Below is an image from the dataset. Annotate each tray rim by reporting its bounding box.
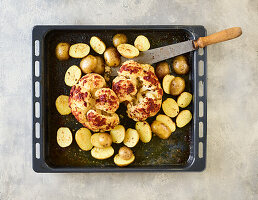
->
[32,25,207,173]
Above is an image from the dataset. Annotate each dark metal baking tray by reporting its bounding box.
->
[32,25,207,172]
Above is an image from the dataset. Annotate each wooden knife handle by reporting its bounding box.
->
[193,27,242,49]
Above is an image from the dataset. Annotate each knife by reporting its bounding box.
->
[111,27,242,76]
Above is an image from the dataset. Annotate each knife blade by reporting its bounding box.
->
[111,40,195,76]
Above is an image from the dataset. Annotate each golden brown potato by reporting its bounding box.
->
[69,43,90,58]
[55,95,71,115]
[170,77,185,96]
[113,34,128,48]
[93,56,105,74]
[151,120,172,139]
[104,47,121,67]
[114,154,135,167]
[118,146,133,160]
[162,74,175,94]
[155,62,170,79]
[75,128,93,151]
[123,128,139,147]
[177,92,192,108]
[162,98,179,118]
[134,35,150,51]
[173,55,189,75]
[56,42,70,61]
[57,127,73,147]
[98,133,112,148]
[91,146,114,160]
[80,55,97,74]
[176,110,192,128]
[156,114,176,133]
[110,125,125,143]
[117,44,139,58]
[135,121,152,143]
[90,36,106,54]
[64,65,82,87]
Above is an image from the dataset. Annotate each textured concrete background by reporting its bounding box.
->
[0,0,257,199]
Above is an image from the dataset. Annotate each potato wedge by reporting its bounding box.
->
[75,128,93,151]
[55,95,71,115]
[162,98,179,118]
[177,92,192,108]
[156,114,176,133]
[134,35,150,51]
[135,121,152,143]
[114,154,135,167]
[176,110,192,128]
[110,125,125,143]
[57,127,73,147]
[117,44,139,58]
[123,128,139,147]
[69,43,90,58]
[162,74,175,94]
[90,36,106,54]
[64,65,82,87]
[151,120,172,139]
[91,146,114,160]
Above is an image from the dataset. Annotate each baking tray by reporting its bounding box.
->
[32,25,207,172]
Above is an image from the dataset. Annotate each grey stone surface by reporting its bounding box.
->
[0,0,257,199]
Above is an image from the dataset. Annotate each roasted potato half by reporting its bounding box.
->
[177,92,192,108]
[69,43,90,58]
[110,125,125,143]
[93,56,105,74]
[64,65,82,87]
[156,114,176,133]
[151,121,172,139]
[155,62,170,79]
[176,110,192,128]
[134,35,150,51]
[135,121,152,143]
[113,33,127,47]
[123,128,139,148]
[56,42,70,61]
[90,36,106,54]
[170,77,185,96]
[173,55,189,75]
[57,127,73,147]
[162,74,175,94]
[162,98,179,118]
[117,44,139,58]
[80,55,97,74]
[75,128,93,151]
[91,146,114,160]
[114,154,135,167]
[104,47,121,67]
[55,95,71,115]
